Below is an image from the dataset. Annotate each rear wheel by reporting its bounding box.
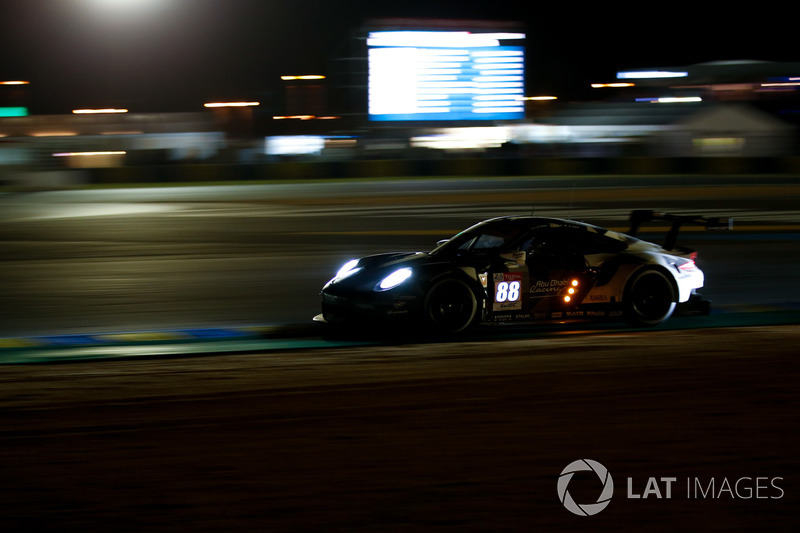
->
[624,269,677,327]
[423,278,479,334]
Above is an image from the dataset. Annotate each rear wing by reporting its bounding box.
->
[628,210,733,250]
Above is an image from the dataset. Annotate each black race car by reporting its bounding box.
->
[314,211,728,334]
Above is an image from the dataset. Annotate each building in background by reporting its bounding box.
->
[1,37,799,179]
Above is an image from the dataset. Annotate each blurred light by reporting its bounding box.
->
[658,97,701,103]
[280,75,326,81]
[510,123,669,145]
[272,115,315,120]
[761,82,800,87]
[265,135,325,156]
[204,102,259,108]
[73,108,128,114]
[411,126,511,150]
[87,0,163,14]
[325,137,357,149]
[617,70,688,79]
[693,137,744,153]
[473,56,524,64]
[591,83,635,88]
[90,0,158,7]
[482,33,526,40]
[0,107,28,117]
[31,131,78,137]
[101,130,144,135]
[522,96,557,101]
[473,76,524,83]
[367,31,507,48]
[636,97,702,103]
[473,107,523,113]
[473,50,524,58]
[53,151,127,157]
[272,115,339,120]
[0,80,29,86]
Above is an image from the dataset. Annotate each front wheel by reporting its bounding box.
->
[423,278,479,334]
[623,269,677,327]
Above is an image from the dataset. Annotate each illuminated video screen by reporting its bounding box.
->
[367,29,526,122]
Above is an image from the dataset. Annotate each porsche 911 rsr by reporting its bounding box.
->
[314,211,729,334]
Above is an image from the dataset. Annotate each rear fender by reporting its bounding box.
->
[584,259,666,304]
[624,264,679,303]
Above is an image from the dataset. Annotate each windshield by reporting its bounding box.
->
[431,219,529,257]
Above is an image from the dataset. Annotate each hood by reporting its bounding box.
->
[354,251,430,270]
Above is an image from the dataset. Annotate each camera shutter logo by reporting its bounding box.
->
[558,459,614,516]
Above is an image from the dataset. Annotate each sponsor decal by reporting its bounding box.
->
[493,272,523,311]
[530,279,569,298]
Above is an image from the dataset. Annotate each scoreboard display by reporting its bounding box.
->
[367,28,526,122]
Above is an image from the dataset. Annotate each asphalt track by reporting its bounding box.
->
[2,174,800,340]
[1,176,799,531]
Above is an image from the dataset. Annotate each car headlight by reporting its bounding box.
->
[378,268,412,290]
[333,259,361,282]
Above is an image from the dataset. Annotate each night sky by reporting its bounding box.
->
[0,0,796,114]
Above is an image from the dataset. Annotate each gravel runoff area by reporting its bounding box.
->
[0,325,798,532]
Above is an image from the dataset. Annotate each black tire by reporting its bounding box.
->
[423,277,479,334]
[623,268,677,327]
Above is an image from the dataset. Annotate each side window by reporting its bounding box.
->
[457,236,477,252]
[472,233,507,250]
[524,228,587,272]
[519,232,541,256]
[457,223,528,254]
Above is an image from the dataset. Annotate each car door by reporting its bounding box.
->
[521,228,589,314]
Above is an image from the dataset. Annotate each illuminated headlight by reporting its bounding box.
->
[333,259,361,281]
[378,268,412,290]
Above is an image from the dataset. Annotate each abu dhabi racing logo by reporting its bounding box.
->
[558,459,614,516]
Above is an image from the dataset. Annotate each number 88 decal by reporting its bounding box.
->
[495,281,521,303]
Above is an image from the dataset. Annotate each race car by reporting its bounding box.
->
[314,210,730,334]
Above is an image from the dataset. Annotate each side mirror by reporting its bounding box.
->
[436,239,449,247]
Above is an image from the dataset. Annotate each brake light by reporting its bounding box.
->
[677,259,697,272]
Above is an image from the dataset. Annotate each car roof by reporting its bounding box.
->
[483,215,636,244]
[484,215,601,230]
